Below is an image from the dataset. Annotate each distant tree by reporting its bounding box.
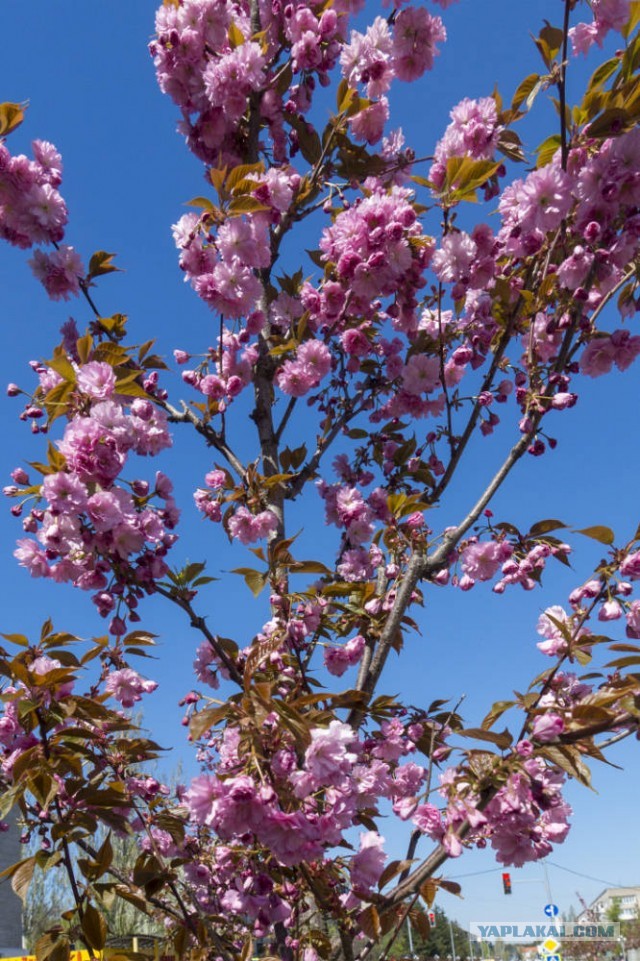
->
[23,841,70,952]
[607,898,622,923]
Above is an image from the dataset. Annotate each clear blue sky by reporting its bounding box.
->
[0,0,638,931]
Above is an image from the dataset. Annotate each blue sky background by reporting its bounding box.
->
[1,0,639,932]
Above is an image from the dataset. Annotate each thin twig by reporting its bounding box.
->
[154,584,244,687]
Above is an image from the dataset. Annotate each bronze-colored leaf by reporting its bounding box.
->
[358,905,381,939]
[81,902,107,951]
[575,525,615,546]
[0,101,26,136]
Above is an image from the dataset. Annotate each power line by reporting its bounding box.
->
[450,861,632,888]
[449,867,506,879]
[546,861,633,890]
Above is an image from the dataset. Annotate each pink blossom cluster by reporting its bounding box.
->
[173,210,268,321]
[150,0,344,168]
[562,544,640,637]
[0,138,85,301]
[314,184,431,335]
[29,245,84,302]
[9,357,177,634]
[193,467,278,545]
[323,633,366,676]
[414,754,571,867]
[184,715,429,899]
[276,338,332,398]
[104,667,158,708]
[580,329,640,376]
[0,139,66,248]
[340,9,446,144]
[181,842,296,937]
[569,0,631,55]
[451,534,574,595]
[429,96,502,189]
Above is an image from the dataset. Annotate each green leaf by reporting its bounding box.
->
[481,700,516,730]
[377,859,416,890]
[289,560,332,575]
[36,933,70,961]
[542,744,593,788]
[575,525,615,546]
[533,22,564,69]
[76,333,94,365]
[1,632,29,647]
[438,879,463,896]
[443,157,503,199]
[228,196,271,215]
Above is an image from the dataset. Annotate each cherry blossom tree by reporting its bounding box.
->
[1,1,640,960]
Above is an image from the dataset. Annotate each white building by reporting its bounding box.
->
[578,886,640,923]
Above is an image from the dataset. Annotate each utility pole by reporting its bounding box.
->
[542,861,554,906]
[448,919,458,961]
[406,916,414,958]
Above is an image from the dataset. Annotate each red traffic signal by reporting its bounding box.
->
[502,872,512,895]
[428,912,436,925]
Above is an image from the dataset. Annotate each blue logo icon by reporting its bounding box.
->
[544,904,560,918]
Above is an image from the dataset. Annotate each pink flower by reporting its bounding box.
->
[580,337,617,377]
[459,540,504,582]
[413,803,444,839]
[76,361,116,399]
[402,355,440,394]
[304,720,358,783]
[42,472,88,514]
[14,539,50,577]
[625,601,640,638]
[29,245,83,301]
[324,646,351,676]
[350,831,386,891]
[105,668,158,708]
[531,713,564,743]
[536,606,572,657]
[228,506,278,544]
[620,550,640,579]
[392,7,446,81]
[184,774,220,824]
[569,21,600,56]
[350,98,389,145]
[58,416,125,485]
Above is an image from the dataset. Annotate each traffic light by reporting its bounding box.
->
[428,912,436,925]
[502,872,512,895]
